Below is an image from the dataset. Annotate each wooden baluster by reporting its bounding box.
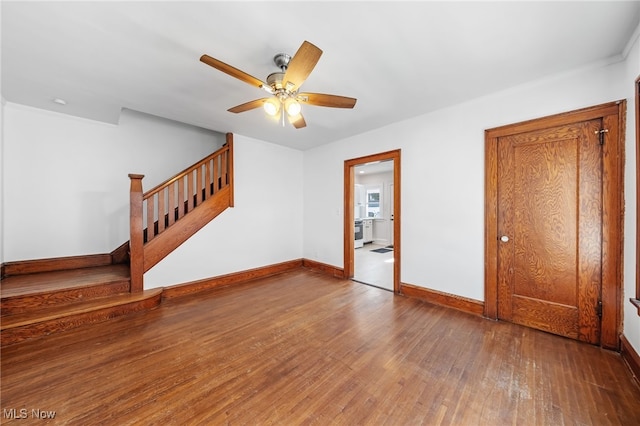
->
[158,187,166,234]
[213,153,219,193]
[168,182,176,227]
[196,165,203,206]
[205,159,211,199]
[187,170,195,213]
[221,150,228,188]
[227,133,234,207]
[184,175,190,214]
[177,176,185,220]
[146,193,155,242]
[128,174,144,293]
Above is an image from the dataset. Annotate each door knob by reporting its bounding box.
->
[500,235,509,243]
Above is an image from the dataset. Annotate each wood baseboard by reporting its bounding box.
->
[400,282,484,316]
[302,259,345,278]
[162,259,303,299]
[110,241,130,264]
[620,334,640,386]
[164,258,346,300]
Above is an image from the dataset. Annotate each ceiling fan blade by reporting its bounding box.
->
[289,113,307,129]
[282,41,322,91]
[200,54,271,92]
[298,93,357,109]
[228,98,269,113]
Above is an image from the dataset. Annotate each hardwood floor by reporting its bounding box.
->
[1,269,639,425]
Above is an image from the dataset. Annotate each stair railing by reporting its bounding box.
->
[129,134,234,292]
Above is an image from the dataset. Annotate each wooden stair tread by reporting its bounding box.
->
[1,264,130,298]
[1,288,163,330]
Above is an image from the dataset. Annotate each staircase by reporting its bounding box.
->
[1,257,163,346]
[1,135,234,346]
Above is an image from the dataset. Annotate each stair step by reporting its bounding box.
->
[2,253,113,277]
[1,288,163,346]
[1,263,162,346]
[1,264,131,316]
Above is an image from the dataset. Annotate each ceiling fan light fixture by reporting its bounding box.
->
[201,40,356,129]
[284,98,301,116]
[263,98,280,116]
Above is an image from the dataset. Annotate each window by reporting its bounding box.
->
[365,187,381,218]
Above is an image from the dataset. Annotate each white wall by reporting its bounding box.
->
[144,134,303,289]
[304,57,629,304]
[1,97,5,264]
[1,104,224,261]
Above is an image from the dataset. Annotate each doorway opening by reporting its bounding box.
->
[344,150,401,293]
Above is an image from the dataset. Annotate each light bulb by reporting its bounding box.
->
[284,98,301,116]
[263,98,280,116]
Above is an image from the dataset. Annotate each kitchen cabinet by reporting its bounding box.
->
[363,219,373,243]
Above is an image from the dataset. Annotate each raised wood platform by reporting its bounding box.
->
[1,264,162,346]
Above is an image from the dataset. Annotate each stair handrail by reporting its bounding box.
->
[143,143,229,199]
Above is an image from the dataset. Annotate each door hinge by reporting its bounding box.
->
[596,300,603,318]
[595,129,608,145]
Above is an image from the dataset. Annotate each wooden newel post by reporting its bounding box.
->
[128,174,145,293]
[226,133,234,207]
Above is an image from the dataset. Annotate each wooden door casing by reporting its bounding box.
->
[497,119,602,343]
[344,150,401,293]
[485,101,625,350]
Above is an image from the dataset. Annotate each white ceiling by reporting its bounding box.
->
[2,1,639,151]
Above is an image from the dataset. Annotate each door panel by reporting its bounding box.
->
[514,138,578,306]
[497,119,602,343]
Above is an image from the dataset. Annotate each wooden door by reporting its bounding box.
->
[497,119,602,343]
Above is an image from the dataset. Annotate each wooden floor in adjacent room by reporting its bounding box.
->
[2,269,639,425]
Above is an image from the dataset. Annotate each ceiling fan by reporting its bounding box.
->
[200,41,357,129]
